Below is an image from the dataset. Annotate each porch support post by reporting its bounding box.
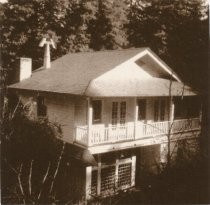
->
[168,97,175,132]
[131,155,136,187]
[169,99,175,123]
[134,97,139,139]
[115,157,119,191]
[87,98,93,146]
[85,166,92,201]
[97,155,101,196]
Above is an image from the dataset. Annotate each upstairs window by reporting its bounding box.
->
[112,101,127,125]
[112,102,118,125]
[160,99,165,121]
[92,100,102,124]
[138,99,146,121]
[154,100,159,122]
[120,102,126,124]
[37,96,47,117]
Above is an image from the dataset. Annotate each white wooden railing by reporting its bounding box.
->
[75,118,201,146]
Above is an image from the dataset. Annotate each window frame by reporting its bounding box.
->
[37,96,47,117]
[92,100,102,124]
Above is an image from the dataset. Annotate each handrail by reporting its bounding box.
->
[75,118,201,146]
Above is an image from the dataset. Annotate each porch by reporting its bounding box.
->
[75,118,201,147]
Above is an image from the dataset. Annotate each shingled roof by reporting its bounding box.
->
[9,48,197,97]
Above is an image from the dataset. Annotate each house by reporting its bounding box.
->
[8,47,201,202]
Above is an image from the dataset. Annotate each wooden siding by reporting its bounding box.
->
[74,98,87,127]
[19,93,75,143]
[45,96,75,142]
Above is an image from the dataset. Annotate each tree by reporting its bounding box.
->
[127,0,208,90]
[88,0,129,50]
[1,97,67,204]
[1,0,69,84]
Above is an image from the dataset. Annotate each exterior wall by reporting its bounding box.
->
[19,92,76,143]
[74,97,87,127]
[136,145,161,182]
[45,95,75,143]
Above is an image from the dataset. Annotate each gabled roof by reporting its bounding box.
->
[8,48,197,97]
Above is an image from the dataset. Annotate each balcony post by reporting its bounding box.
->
[97,155,101,196]
[85,166,92,200]
[134,97,139,139]
[87,98,93,146]
[131,155,136,187]
[169,99,175,132]
[169,100,175,123]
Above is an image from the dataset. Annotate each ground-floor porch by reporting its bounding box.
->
[82,136,200,201]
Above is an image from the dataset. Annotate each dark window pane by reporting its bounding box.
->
[37,96,47,116]
[120,101,126,124]
[160,99,165,121]
[92,100,102,124]
[154,100,159,121]
[138,100,146,120]
[112,102,118,125]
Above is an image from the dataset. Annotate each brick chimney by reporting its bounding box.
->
[14,58,32,82]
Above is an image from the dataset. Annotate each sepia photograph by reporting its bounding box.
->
[0,0,209,204]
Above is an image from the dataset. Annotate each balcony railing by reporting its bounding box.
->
[75,118,201,146]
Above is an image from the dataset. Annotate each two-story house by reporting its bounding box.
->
[8,47,201,201]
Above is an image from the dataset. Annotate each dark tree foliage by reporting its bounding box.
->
[127,0,208,91]
[1,0,208,91]
[88,0,128,50]
[1,98,67,204]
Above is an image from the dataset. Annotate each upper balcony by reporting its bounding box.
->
[74,118,201,154]
[73,96,201,154]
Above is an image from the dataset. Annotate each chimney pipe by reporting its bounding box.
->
[39,38,55,69]
[44,42,51,69]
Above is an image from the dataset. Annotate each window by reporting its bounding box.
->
[112,102,118,125]
[37,96,47,116]
[138,99,146,121]
[120,102,126,124]
[154,99,165,121]
[91,157,134,197]
[160,99,165,121]
[92,100,102,124]
[154,100,159,121]
[112,101,126,125]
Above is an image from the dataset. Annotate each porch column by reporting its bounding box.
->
[131,155,136,187]
[168,98,175,131]
[115,158,119,190]
[85,166,92,200]
[169,100,175,123]
[87,98,93,146]
[97,155,101,196]
[134,97,139,139]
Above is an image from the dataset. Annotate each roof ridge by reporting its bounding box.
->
[51,47,148,62]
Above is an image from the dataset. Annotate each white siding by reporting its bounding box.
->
[19,93,75,143]
[46,96,75,143]
[74,98,87,127]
